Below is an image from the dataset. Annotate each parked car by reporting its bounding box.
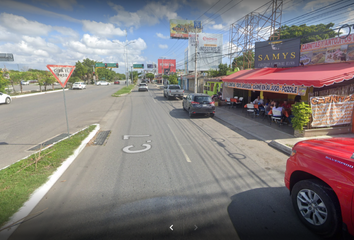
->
[182,93,215,118]
[72,82,86,90]
[28,80,38,84]
[164,85,184,100]
[285,138,354,238]
[96,81,109,86]
[21,80,29,85]
[138,83,148,91]
[0,92,12,104]
[114,81,120,84]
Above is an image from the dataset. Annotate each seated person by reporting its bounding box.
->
[281,100,291,119]
[272,102,287,123]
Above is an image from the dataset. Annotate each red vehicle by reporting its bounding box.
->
[114,81,120,84]
[285,138,354,238]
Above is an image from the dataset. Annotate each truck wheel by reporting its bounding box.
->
[188,109,193,118]
[291,179,341,238]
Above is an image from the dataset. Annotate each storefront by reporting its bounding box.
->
[203,77,224,96]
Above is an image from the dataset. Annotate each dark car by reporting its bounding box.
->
[114,81,120,84]
[182,93,215,118]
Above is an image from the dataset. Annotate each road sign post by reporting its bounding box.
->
[47,65,76,137]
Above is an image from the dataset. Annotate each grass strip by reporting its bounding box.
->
[111,84,135,97]
[0,125,96,227]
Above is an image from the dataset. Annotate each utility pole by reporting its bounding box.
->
[131,66,133,83]
[194,27,198,93]
[125,30,128,86]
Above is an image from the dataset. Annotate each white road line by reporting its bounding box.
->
[168,124,191,163]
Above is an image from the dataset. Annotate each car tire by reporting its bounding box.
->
[188,109,193,118]
[183,103,185,111]
[5,97,11,104]
[210,113,215,118]
[291,179,341,238]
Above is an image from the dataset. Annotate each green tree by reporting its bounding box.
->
[291,102,312,131]
[0,69,9,93]
[168,74,178,84]
[10,71,21,93]
[43,72,56,91]
[73,61,88,81]
[146,73,154,81]
[274,23,337,44]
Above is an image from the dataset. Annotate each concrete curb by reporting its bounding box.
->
[11,89,68,99]
[0,124,100,240]
[268,140,292,156]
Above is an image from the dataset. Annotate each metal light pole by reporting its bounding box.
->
[125,41,135,86]
[194,27,198,93]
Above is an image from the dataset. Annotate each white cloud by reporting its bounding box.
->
[159,44,168,49]
[0,13,51,36]
[108,1,179,28]
[156,33,169,39]
[53,26,80,38]
[34,0,78,11]
[211,24,224,30]
[82,20,126,37]
[303,0,337,11]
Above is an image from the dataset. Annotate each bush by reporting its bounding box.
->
[291,102,312,131]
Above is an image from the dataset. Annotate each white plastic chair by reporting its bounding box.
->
[246,103,255,117]
[271,109,282,125]
[226,98,231,108]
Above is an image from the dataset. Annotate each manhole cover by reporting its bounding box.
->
[94,131,111,145]
[28,133,70,151]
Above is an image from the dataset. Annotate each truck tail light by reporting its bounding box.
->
[291,149,297,156]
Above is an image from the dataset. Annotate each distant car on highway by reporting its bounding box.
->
[21,80,29,85]
[183,93,215,118]
[0,92,12,104]
[114,81,120,84]
[138,83,148,91]
[96,81,109,86]
[72,82,86,90]
[285,138,354,238]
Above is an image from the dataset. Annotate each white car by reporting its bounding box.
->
[72,82,86,90]
[21,80,29,85]
[96,81,110,86]
[138,83,148,91]
[0,92,12,104]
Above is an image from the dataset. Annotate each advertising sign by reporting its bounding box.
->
[255,38,301,68]
[310,94,354,127]
[224,82,307,96]
[158,59,176,74]
[170,19,202,39]
[133,64,144,69]
[188,33,222,71]
[147,64,156,68]
[300,34,354,65]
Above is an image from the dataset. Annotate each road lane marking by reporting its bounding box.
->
[123,135,150,140]
[168,124,191,163]
[123,144,151,153]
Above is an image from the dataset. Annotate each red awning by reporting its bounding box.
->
[222,68,285,82]
[224,62,354,88]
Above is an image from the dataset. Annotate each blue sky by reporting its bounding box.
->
[0,0,352,74]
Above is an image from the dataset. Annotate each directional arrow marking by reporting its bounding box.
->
[170,225,173,231]
[123,144,151,154]
[194,225,198,231]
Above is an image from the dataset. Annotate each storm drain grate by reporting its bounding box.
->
[94,131,111,145]
[28,133,70,151]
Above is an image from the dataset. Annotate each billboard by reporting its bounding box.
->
[254,38,301,68]
[300,33,354,65]
[170,19,202,39]
[158,59,176,74]
[147,64,156,68]
[188,33,222,71]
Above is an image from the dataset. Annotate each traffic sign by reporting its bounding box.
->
[95,63,105,68]
[133,64,144,69]
[47,65,75,88]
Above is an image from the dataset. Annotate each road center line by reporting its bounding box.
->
[168,124,191,163]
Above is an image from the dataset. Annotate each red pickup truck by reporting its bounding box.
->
[285,138,354,238]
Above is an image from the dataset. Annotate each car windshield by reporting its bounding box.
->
[139,84,147,86]
[194,96,212,103]
[169,86,180,89]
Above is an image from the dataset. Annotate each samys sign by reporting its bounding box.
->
[255,38,301,68]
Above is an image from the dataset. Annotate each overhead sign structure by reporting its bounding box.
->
[95,63,119,68]
[133,64,144,69]
[170,19,202,39]
[147,64,156,68]
[47,65,75,88]
[254,38,301,68]
[0,53,14,61]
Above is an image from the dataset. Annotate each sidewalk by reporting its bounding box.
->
[156,84,354,156]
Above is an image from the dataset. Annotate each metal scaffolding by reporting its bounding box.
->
[229,0,283,70]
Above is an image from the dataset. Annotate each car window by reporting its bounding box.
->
[194,96,212,103]
[169,86,180,89]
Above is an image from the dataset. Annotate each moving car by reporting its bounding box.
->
[96,81,109,86]
[21,80,29,85]
[164,85,184,100]
[182,93,215,118]
[138,83,148,91]
[72,82,86,90]
[0,92,12,104]
[285,138,354,238]
[114,81,120,84]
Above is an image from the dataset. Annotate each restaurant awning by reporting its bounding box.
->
[222,62,354,88]
[222,68,284,82]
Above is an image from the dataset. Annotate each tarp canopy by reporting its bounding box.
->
[222,62,354,88]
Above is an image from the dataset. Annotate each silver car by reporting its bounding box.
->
[182,93,215,118]
[96,81,110,86]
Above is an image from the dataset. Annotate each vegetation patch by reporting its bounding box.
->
[111,84,135,97]
[0,125,96,228]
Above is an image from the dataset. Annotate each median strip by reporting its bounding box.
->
[111,84,135,97]
[0,124,98,233]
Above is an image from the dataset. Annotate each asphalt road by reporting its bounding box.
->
[0,83,125,169]
[7,84,325,239]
